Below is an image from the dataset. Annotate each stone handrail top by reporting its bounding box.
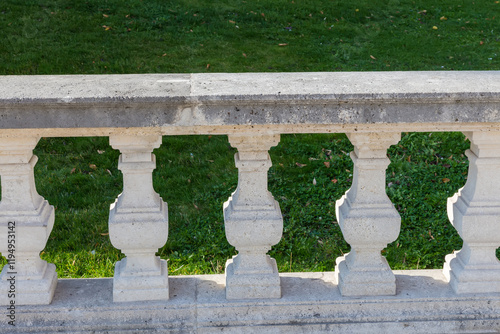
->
[1,71,499,136]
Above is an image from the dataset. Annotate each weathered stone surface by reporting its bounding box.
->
[0,72,500,136]
[335,133,401,296]
[224,134,282,299]
[1,71,500,330]
[443,131,500,294]
[0,137,57,305]
[108,135,169,302]
[2,271,500,333]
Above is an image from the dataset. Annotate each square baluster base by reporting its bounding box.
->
[225,257,281,300]
[335,255,396,296]
[113,258,169,302]
[443,252,500,294]
[0,262,57,305]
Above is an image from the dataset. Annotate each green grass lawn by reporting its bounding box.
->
[0,0,499,277]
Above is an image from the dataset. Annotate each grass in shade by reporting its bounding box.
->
[0,0,498,277]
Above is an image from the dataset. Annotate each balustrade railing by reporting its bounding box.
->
[0,71,499,332]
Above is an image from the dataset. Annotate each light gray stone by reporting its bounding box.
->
[108,135,169,302]
[224,134,283,299]
[0,137,57,305]
[2,71,500,330]
[1,72,500,136]
[443,131,500,294]
[335,133,401,296]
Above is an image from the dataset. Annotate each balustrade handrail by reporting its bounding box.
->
[1,71,500,137]
[1,71,500,332]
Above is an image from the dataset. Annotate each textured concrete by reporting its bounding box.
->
[335,133,401,296]
[2,71,500,330]
[1,72,500,137]
[0,137,57,305]
[2,271,500,333]
[443,131,500,294]
[224,134,283,299]
[108,135,169,302]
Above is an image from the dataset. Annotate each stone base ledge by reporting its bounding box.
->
[2,270,500,333]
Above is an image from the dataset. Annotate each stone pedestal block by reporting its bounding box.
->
[335,133,401,296]
[443,131,500,294]
[224,134,283,299]
[109,135,169,302]
[0,137,57,305]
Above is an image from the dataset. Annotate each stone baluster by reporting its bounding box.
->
[443,131,500,294]
[0,137,57,305]
[335,132,401,296]
[224,134,283,299]
[108,135,169,302]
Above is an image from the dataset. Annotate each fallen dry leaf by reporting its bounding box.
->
[97,149,105,154]
[70,167,76,174]
[370,55,376,60]
[278,43,288,46]
[89,164,97,170]
[324,161,330,168]
[332,178,338,183]
[295,162,307,168]
[103,14,109,18]
[442,178,450,183]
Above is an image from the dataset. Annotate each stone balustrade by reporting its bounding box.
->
[0,72,500,332]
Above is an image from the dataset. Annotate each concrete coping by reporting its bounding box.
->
[0,71,499,136]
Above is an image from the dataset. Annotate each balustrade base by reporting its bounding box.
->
[444,252,500,294]
[335,255,396,296]
[0,263,57,306]
[113,259,169,302]
[3,270,500,333]
[225,256,281,300]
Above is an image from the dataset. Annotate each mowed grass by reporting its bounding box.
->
[1,0,499,73]
[0,0,499,277]
[31,133,470,277]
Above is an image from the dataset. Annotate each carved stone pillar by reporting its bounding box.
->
[109,135,169,302]
[335,132,401,296]
[0,137,57,305]
[443,131,500,294]
[224,134,283,300]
